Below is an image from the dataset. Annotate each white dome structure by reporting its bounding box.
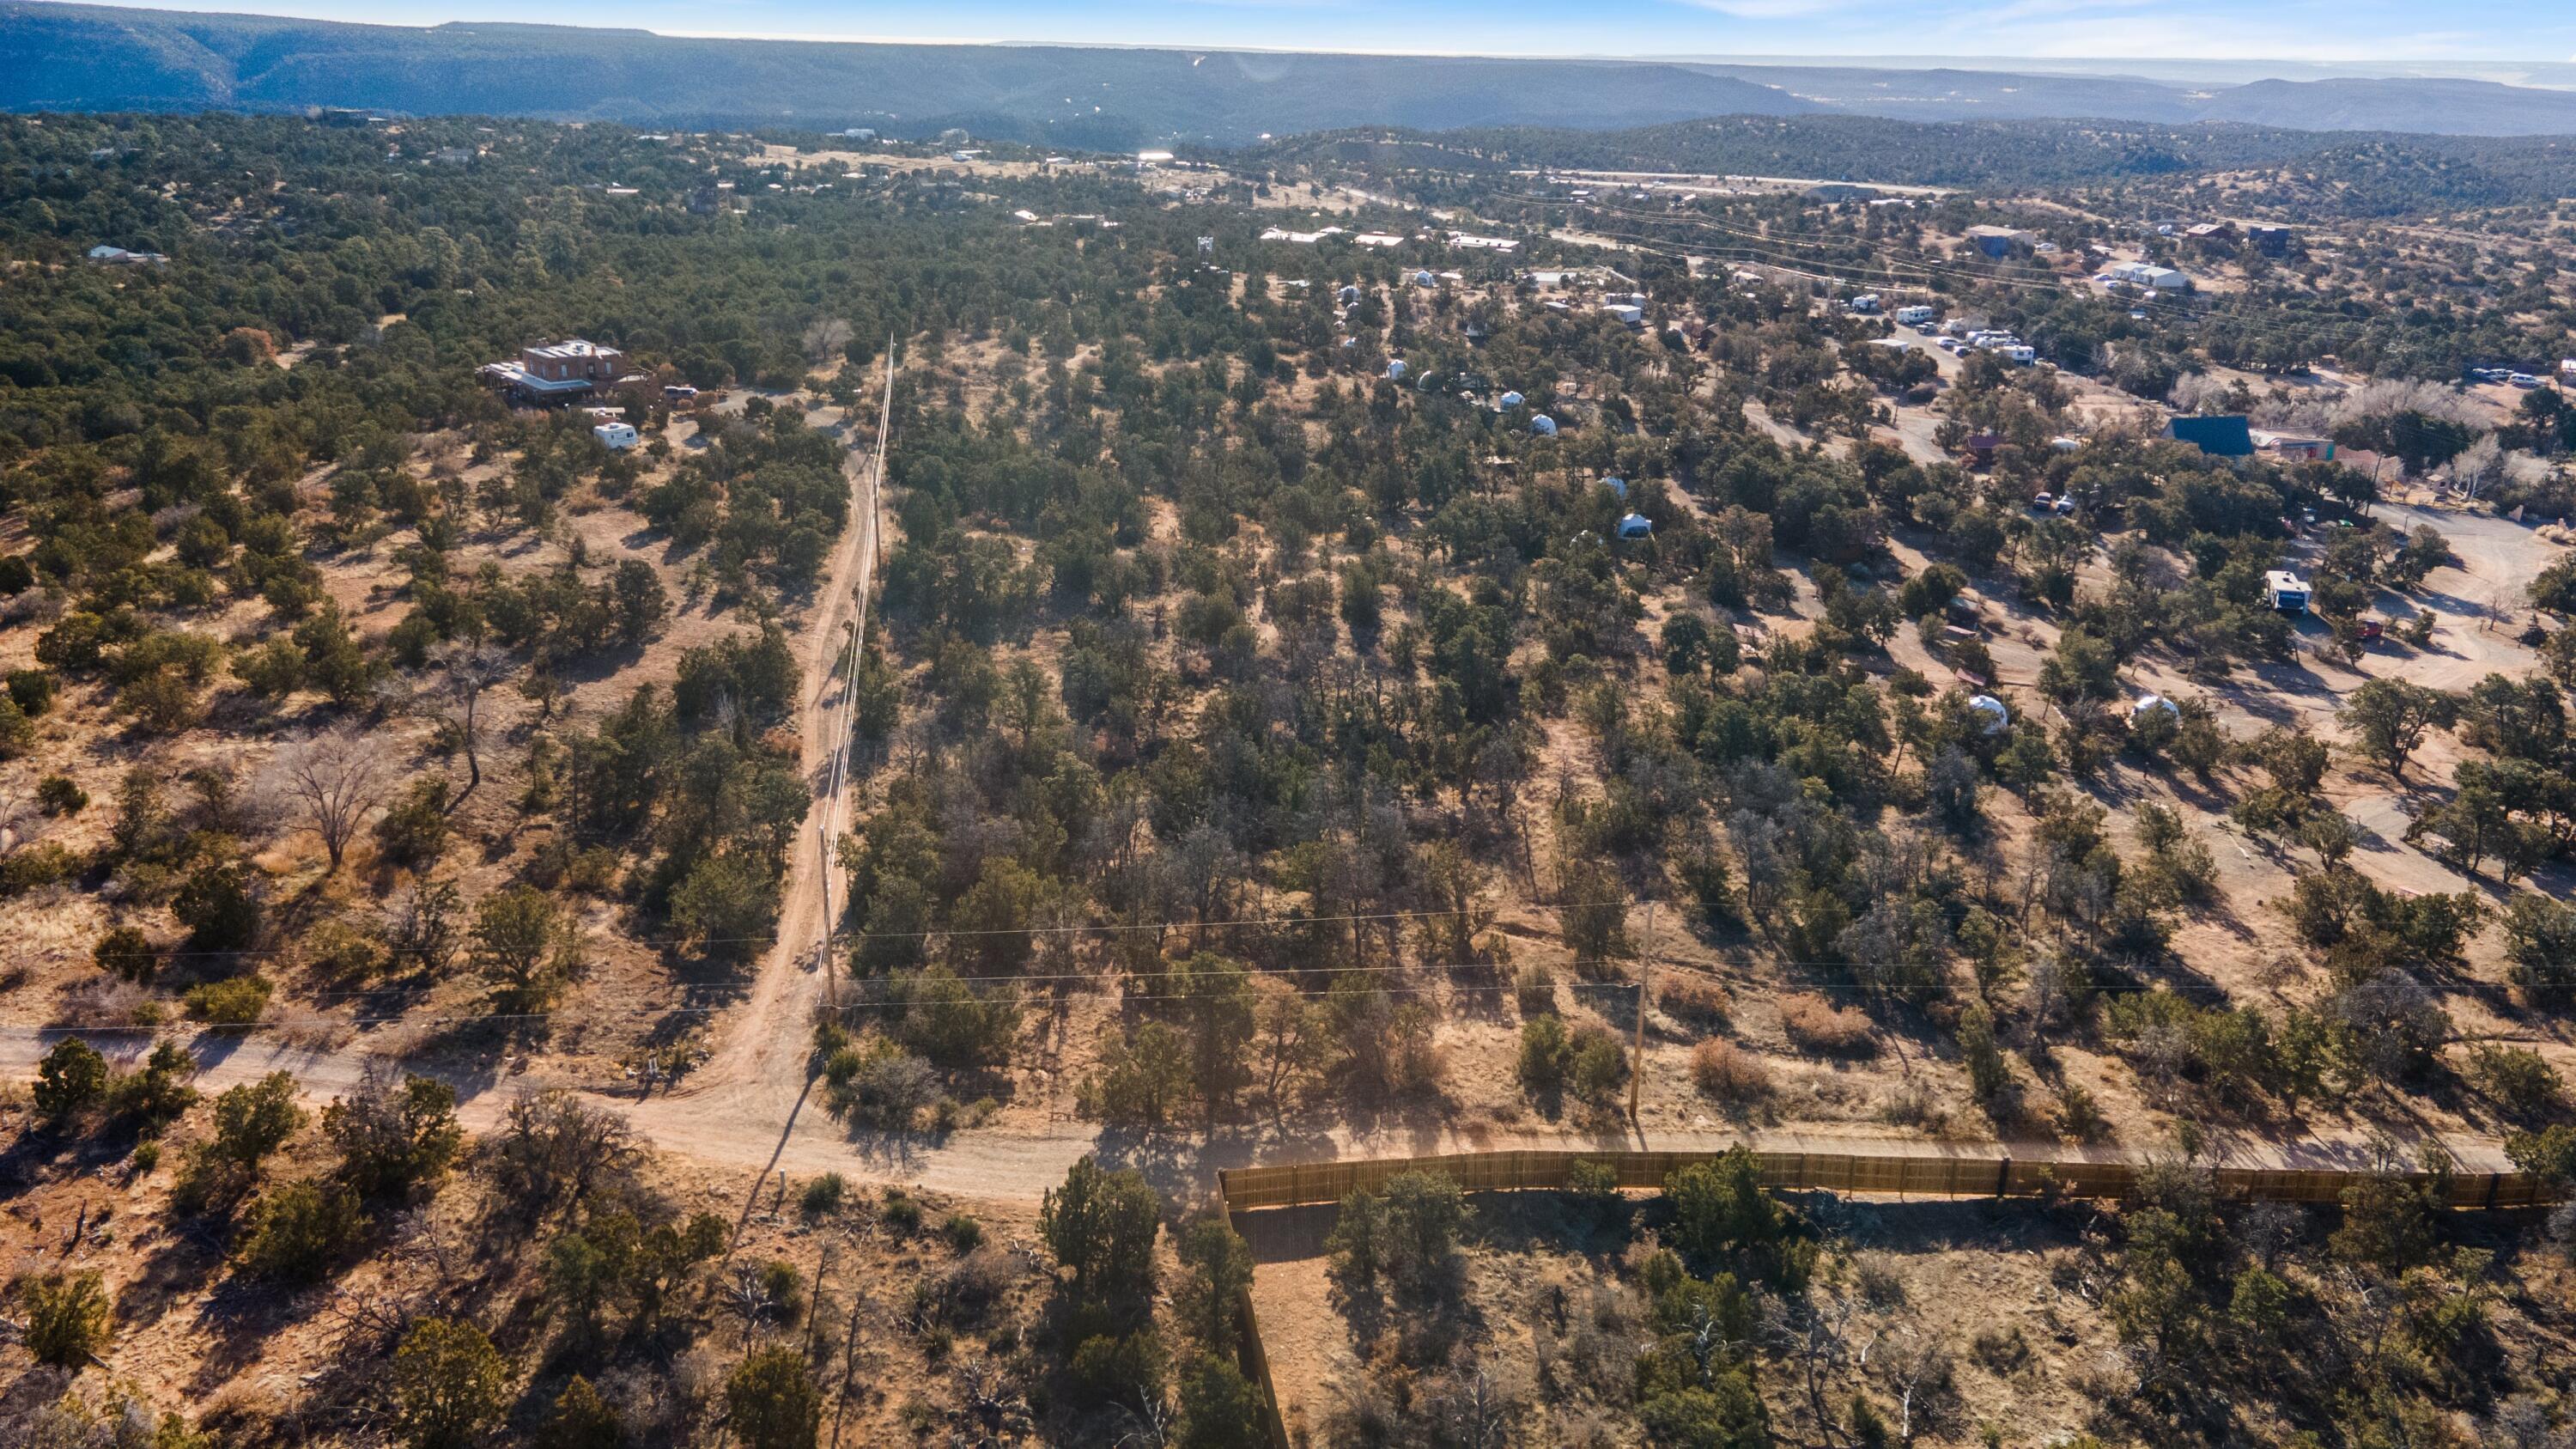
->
[1498,390,1525,409]
[1530,415,1558,436]
[1968,694,2011,734]
[1602,476,1627,500]
[1385,359,1407,381]
[2131,693,2180,722]
[1617,512,1654,539]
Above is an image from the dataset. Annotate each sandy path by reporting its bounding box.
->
[680,355,890,1123]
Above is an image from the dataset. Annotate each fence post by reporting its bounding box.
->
[1994,1156,2012,1198]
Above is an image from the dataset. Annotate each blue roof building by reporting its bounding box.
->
[2166,415,2255,457]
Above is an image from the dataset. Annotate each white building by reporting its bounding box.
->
[1448,232,1520,252]
[592,421,639,450]
[2106,261,2192,292]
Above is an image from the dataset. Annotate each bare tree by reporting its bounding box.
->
[273,728,390,873]
[1871,1326,1958,1445]
[2450,434,2506,500]
[1773,1290,1874,1449]
[1430,1365,1524,1449]
[438,643,514,796]
[722,1262,784,1336]
[802,317,855,364]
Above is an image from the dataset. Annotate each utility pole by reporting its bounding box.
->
[1630,900,1655,1126]
[815,345,894,1022]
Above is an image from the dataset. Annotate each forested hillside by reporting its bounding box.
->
[14,2,2576,141]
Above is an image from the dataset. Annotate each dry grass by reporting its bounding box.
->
[1660,977,1731,1031]
[1691,1039,1771,1102]
[1779,994,1879,1057]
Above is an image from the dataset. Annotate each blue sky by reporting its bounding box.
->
[66,0,2576,65]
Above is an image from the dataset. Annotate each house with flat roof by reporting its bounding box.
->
[478,339,646,404]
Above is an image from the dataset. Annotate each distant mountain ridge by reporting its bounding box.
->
[6,3,2576,141]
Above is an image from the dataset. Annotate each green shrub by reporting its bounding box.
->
[305,919,390,978]
[21,1269,112,1367]
[1176,1351,1269,1449]
[1517,1013,1571,1095]
[2468,1044,2563,1120]
[0,696,33,759]
[35,773,86,815]
[538,1376,627,1449]
[93,922,155,979]
[35,1037,108,1118]
[725,1344,821,1449]
[391,1319,509,1449]
[372,777,451,868]
[107,1040,199,1127]
[1565,1023,1630,1107]
[185,973,274,1026]
[799,1173,847,1218]
[0,841,77,895]
[1068,1329,1169,1410]
[173,861,261,952]
[235,1180,367,1282]
[323,1073,464,1201]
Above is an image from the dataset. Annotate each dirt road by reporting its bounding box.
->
[683,353,891,1134]
[0,1022,2520,1210]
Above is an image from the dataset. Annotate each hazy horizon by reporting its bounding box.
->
[16,0,2571,70]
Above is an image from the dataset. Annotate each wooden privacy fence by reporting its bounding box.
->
[1218,1147,2563,1215]
[1232,1287,1293,1449]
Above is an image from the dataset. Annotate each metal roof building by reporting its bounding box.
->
[2166,415,2255,458]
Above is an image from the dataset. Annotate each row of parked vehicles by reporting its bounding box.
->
[2469,366,2548,388]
